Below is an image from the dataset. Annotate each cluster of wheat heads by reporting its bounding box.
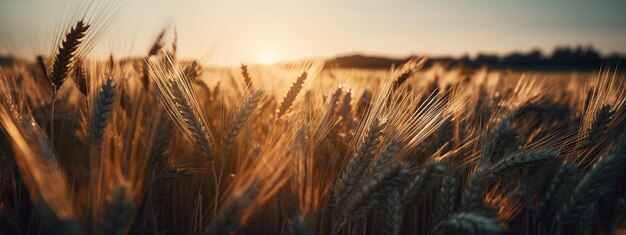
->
[1,18,626,235]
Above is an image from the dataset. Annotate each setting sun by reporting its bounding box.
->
[260,50,278,65]
[1,1,626,235]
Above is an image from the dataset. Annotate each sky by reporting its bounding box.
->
[1,0,625,66]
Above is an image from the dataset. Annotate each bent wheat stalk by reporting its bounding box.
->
[48,20,90,144]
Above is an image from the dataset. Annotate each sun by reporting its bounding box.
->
[260,50,278,65]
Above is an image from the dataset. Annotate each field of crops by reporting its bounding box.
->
[0,9,626,235]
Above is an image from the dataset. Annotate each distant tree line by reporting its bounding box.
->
[455,45,624,70]
[324,45,625,71]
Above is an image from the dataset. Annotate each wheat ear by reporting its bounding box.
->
[340,90,353,139]
[402,162,446,206]
[555,154,626,225]
[346,164,410,222]
[141,30,166,88]
[89,76,116,146]
[461,171,488,212]
[148,55,216,161]
[486,151,557,179]
[334,118,387,204]
[149,111,174,164]
[221,90,264,156]
[241,64,252,88]
[204,189,254,235]
[535,163,576,221]
[589,104,613,139]
[184,61,202,82]
[360,139,403,182]
[379,189,401,235]
[100,185,133,235]
[437,212,503,235]
[49,20,89,91]
[392,57,426,90]
[148,29,166,57]
[480,119,519,168]
[73,60,88,96]
[436,176,458,224]
[277,72,307,117]
[170,82,214,160]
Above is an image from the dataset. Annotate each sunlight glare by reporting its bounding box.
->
[260,50,278,65]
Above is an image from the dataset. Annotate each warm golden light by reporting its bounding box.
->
[1,1,625,234]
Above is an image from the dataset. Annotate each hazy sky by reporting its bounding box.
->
[1,0,625,66]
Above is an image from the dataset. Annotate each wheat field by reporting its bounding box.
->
[0,11,626,235]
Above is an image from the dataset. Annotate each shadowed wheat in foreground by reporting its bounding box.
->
[0,16,626,235]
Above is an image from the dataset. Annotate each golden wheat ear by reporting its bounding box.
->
[221,89,265,156]
[147,53,216,161]
[141,29,168,89]
[241,64,253,88]
[392,56,427,90]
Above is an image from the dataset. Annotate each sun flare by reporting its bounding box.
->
[260,50,278,65]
